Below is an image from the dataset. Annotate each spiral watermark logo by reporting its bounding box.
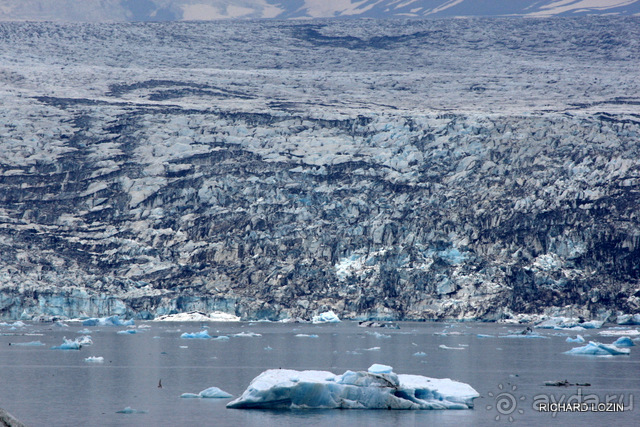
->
[486,384,526,422]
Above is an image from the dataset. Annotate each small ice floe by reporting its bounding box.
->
[233,332,261,338]
[295,334,318,338]
[213,336,229,341]
[346,350,362,355]
[368,363,393,374]
[77,335,93,345]
[11,341,44,346]
[564,341,630,356]
[476,334,494,338]
[363,347,380,351]
[366,331,391,339]
[535,317,603,330]
[501,333,549,339]
[180,386,232,399]
[598,329,640,337]
[612,337,635,347]
[76,328,92,334]
[413,351,427,357]
[117,329,139,335]
[439,344,465,350]
[566,335,585,343]
[227,364,479,410]
[311,311,340,324]
[264,346,273,351]
[84,356,104,363]
[51,337,82,350]
[434,330,464,336]
[83,316,134,327]
[616,314,640,325]
[116,407,147,414]
[180,330,211,339]
[2,321,26,328]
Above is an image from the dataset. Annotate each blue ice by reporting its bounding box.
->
[180,330,211,339]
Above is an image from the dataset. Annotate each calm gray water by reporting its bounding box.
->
[1,321,638,426]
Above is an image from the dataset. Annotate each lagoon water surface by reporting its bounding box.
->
[1,321,638,426]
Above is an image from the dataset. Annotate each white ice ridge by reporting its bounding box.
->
[227,364,479,410]
[153,311,240,322]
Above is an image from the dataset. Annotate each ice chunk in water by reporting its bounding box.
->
[232,332,261,337]
[227,366,478,410]
[312,311,340,323]
[84,356,104,363]
[612,337,635,347]
[51,337,82,350]
[83,316,134,327]
[564,341,630,356]
[368,364,393,374]
[180,330,211,339]
[180,393,201,398]
[566,335,585,343]
[181,387,232,398]
[199,387,233,398]
[116,407,147,414]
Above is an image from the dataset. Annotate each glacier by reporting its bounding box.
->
[0,18,639,322]
[227,364,479,410]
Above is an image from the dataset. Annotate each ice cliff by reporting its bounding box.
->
[0,18,639,322]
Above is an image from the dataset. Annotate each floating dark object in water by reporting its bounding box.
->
[521,326,533,335]
[544,380,591,387]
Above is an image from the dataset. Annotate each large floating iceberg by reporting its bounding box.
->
[227,365,478,410]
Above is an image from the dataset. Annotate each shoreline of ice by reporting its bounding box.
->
[153,311,240,322]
